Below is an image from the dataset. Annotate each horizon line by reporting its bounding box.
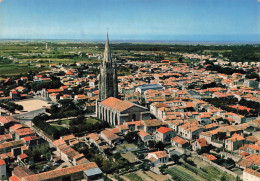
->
[0,38,260,45]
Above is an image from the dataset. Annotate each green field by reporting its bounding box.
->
[0,62,48,76]
[167,164,236,181]
[50,124,65,131]
[125,173,143,181]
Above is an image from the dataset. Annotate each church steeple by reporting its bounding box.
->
[103,33,112,63]
[99,34,118,100]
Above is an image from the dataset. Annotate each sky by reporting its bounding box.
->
[0,0,259,42]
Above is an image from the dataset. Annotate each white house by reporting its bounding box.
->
[243,168,260,181]
[147,151,169,166]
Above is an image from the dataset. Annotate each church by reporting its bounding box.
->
[96,34,150,126]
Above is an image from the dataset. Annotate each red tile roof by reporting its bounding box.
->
[9,175,20,181]
[22,162,98,181]
[138,130,150,137]
[196,138,208,147]
[18,153,28,159]
[101,97,134,112]
[244,168,260,178]
[172,136,188,145]
[22,136,32,142]
[157,127,172,134]
[202,153,217,161]
[0,159,5,165]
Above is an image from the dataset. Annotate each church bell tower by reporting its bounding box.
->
[98,34,118,100]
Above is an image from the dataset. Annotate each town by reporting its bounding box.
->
[0,35,259,181]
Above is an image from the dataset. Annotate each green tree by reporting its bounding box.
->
[171,154,179,164]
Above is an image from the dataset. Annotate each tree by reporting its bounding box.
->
[102,159,113,174]
[155,141,165,151]
[148,140,156,149]
[31,150,41,163]
[178,57,183,62]
[159,164,168,175]
[171,154,179,164]
[124,131,138,143]
[221,175,227,181]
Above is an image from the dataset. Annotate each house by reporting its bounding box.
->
[147,151,169,166]
[171,136,189,148]
[178,122,204,140]
[238,154,260,169]
[116,125,129,134]
[124,121,144,131]
[225,133,245,151]
[217,125,243,137]
[192,138,209,151]
[243,168,260,181]
[0,159,6,180]
[138,130,152,142]
[200,129,225,148]
[0,140,24,154]
[86,133,109,152]
[100,129,121,147]
[142,119,166,134]
[61,135,77,146]
[13,127,36,140]
[0,134,12,143]
[17,153,28,163]
[201,153,217,161]
[0,116,19,129]
[155,127,176,143]
[166,119,184,133]
[247,144,260,156]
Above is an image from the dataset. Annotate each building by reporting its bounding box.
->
[225,133,245,151]
[178,122,204,140]
[98,34,118,100]
[192,138,209,151]
[97,97,150,126]
[0,159,6,180]
[138,130,152,142]
[243,168,260,181]
[10,162,103,181]
[155,127,176,143]
[171,136,189,148]
[136,84,163,95]
[147,151,169,166]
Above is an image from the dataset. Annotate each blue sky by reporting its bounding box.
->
[0,0,259,41]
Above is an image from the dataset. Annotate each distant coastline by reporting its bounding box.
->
[0,39,259,45]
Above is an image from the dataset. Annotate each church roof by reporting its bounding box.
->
[100,97,133,112]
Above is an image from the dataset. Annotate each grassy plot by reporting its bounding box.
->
[50,124,65,131]
[125,173,143,181]
[0,62,48,76]
[86,117,100,124]
[167,163,236,181]
[120,151,138,163]
[167,165,207,181]
[203,166,236,181]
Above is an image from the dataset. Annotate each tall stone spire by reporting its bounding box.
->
[98,34,118,100]
[103,33,112,63]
